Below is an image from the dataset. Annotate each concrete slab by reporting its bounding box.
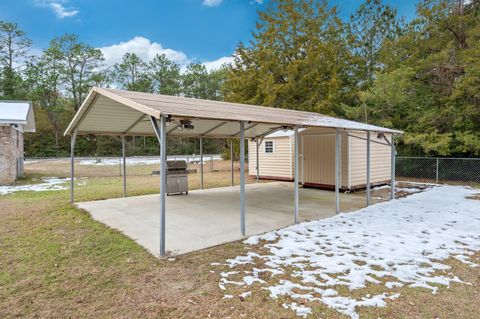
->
[77,182,368,257]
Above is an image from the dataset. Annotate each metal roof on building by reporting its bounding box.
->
[0,101,35,132]
[65,87,402,138]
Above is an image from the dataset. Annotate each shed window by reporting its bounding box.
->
[264,141,274,153]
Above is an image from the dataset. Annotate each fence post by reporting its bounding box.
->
[435,158,439,184]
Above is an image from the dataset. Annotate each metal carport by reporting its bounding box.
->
[65,87,402,256]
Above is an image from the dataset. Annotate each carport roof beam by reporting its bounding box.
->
[231,123,258,136]
[201,121,228,136]
[123,114,146,134]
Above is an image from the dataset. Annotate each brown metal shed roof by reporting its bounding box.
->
[64,87,402,138]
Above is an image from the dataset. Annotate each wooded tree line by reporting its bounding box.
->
[0,0,478,157]
[224,0,480,156]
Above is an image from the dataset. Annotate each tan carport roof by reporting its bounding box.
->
[64,87,402,138]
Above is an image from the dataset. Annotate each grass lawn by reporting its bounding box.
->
[0,160,479,318]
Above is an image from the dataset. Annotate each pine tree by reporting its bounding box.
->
[223,0,357,116]
[112,53,152,92]
[0,21,31,99]
[149,54,182,96]
[53,34,104,110]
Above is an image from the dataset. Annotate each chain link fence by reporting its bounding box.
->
[23,154,253,194]
[396,156,480,186]
[25,155,225,178]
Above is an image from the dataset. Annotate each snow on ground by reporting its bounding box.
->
[217,186,480,318]
[78,155,222,166]
[0,177,85,195]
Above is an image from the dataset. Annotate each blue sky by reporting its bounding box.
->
[0,0,418,70]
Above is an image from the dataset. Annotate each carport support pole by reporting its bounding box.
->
[366,131,371,206]
[159,116,167,256]
[200,137,204,189]
[239,121,246,236]
[70,129,78,205]
[150,115,166,257]
[294,126,299,224]
[230,140,234,186]
[390,135,396,200]
[256,139,259,182]
[122,136,127,197]
[335,129,340,214]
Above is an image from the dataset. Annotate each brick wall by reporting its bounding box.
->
[0,125,24,185]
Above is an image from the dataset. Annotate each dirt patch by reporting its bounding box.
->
[368,181,431,200]
[467,194,480,201]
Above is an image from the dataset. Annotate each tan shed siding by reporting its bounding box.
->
[342,132,348,188]
[301,131,348,188]
[290,135,306,182]
[289,136,294,178]
[288,134,305,182]
[248,137,293,179]
[349,132,391,186]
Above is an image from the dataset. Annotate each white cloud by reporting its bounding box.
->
[202,0,223,7]
[34,0,78,18]
[99,36,190,67]
[202,56,234,72]
[98,36,233,72]
[49,2,78,18]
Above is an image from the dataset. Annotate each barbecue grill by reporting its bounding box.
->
[166,160,188,195]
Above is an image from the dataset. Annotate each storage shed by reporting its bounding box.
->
[0,101,35,185]
[248,127,392,190]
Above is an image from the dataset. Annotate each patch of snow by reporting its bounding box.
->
[282,302,312,318]
[244,232,278,245]
[0,177,76,195]
[385,281,404,289]
[225,252,261,267]
[243,275,265,286]
[78,155,222,166]
[399,181,439,186]
[398,187,424,194]
[221,271,239,277]
[216,186,480,318]
[239,291,252,298]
